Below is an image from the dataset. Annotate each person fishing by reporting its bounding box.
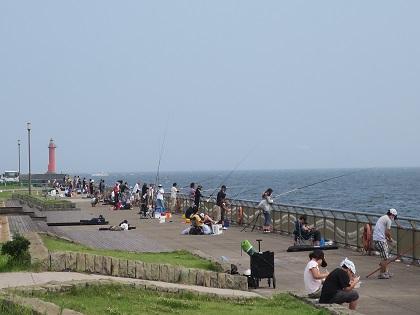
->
[155,184,165,211]
[216,185,229,229]
[189,182,196,206]
[294,214,322,246]
[258,188,274,233]
[372,208,398,279]
[194,185,203,208]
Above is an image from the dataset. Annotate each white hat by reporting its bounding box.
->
[158,184,162,187]
[340,257,356,274]
[389,208,398,216]
[244,269,251,276]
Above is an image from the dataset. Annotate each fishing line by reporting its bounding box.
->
[206,144,258,201]
[273,169,367,198]
[154,115,170,186]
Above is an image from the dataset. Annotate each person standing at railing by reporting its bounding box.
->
[156,184,165,212]
[170,183,179,213]
[194,185,203,208]
[258,188,274,233]
[216,185,229,229]
[372,208,398,279]
[189,182,196,206]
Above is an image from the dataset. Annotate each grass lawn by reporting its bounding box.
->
[0,244,38,273]
[41,234,219,271]
[0,252,33,273]
[0,191,13,203]
[26,283,328,315]
[0,300,32,315]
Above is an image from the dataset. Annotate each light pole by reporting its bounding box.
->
[18,139,21,184]
[27,122,31,195]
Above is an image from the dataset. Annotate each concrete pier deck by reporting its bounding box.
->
[7,197,420,315]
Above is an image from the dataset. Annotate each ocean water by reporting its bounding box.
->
[85,168,420,218]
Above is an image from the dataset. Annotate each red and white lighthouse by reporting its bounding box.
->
[47,138,56,174]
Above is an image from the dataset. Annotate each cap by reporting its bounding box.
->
[200,213,205,219]
[158,184,162,187]
[309,249,327,268]
[340,257,356,274]
[389,208,398,219]
[244,269,251,276]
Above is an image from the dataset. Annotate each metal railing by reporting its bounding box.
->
[167,194,420,260]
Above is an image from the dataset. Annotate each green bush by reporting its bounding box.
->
[1,234,31,260]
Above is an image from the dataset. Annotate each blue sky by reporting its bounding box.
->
[1,1,419,173]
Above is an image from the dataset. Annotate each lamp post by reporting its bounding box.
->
[27,122,31,195]
[18,139,21,184]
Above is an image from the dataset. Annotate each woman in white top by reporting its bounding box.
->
[258,188,274,233]
[304,249,329,298]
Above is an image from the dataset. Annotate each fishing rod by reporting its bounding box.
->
[230,187,257,199]
[366,240,420,278]
[206,144,258,201]
[154,115,170,187]
[178,172,228,190]
[273,169,366,198]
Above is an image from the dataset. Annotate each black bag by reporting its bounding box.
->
[189,226,204,235]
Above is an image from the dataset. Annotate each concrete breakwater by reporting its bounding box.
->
[168,194,420,260]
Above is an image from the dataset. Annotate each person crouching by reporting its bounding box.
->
[319,257,359,310]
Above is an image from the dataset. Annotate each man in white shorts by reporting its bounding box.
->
[372,208,398,279]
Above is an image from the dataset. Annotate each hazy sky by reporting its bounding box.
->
[1,1,419,173]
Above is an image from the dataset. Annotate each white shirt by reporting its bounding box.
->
[258,196,273,212]
[373,214,392,242]
[120,223,129,230]
[170,186,178,199]
[304,260,322,294]
[157,188,164,200]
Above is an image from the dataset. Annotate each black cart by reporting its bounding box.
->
[248,240,276,288]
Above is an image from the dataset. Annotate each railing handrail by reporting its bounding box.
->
[170,192,420,226]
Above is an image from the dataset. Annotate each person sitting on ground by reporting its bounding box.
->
[91,191,100,207]
[109,219,130,231]
[184,205,197,220]
[185,207,210,235]
[304,250,329,298]
[319,258,359,310]
[294,214,322,245]
[200,212,215,226]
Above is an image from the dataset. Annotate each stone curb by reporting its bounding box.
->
[191,249,232,273]
[289,291,365,315]
[45,250,248,291]
[0,292,82,315]
[8,278,262,300]
[24,232,49,266]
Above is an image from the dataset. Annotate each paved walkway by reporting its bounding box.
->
[6,197,420,315]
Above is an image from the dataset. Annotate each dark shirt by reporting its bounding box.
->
[194,189,202,207]
[185,207,195,219]
[216,190,226,207]
[319,268,350,303]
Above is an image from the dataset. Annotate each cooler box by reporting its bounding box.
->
[212,224,223,235]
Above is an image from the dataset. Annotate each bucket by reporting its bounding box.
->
[159,216,166,223]
[154,212,161,219]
